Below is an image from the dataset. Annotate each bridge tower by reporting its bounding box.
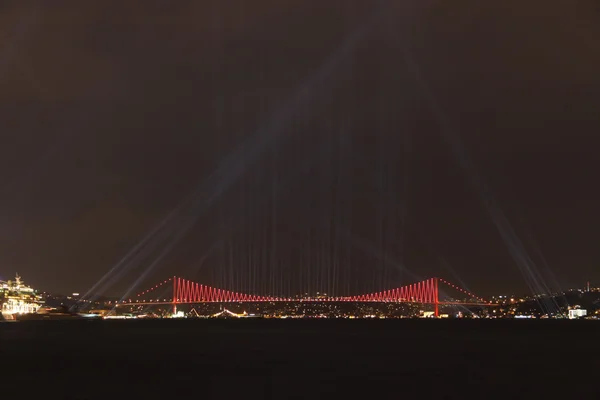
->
[434,277,439,317]
[172,275,177,315]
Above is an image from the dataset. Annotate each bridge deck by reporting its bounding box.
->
[119,300,495,307]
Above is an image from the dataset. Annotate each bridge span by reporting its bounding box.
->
[120,277,493,317]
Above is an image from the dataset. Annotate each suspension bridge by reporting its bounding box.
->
[119,277,492,317]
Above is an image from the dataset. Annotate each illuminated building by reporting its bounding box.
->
[568,308,587,319]
[0,274,43,319]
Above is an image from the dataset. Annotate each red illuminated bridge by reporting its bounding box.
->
[121,277,493,317]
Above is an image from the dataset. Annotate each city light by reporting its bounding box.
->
[2,274,599,321]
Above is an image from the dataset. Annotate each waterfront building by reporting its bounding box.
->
[0,274,43,318]
[568,308,587,319]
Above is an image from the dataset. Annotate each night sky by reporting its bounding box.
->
[1,1,599,298]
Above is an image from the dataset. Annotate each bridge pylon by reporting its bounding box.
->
[434,277,439,317]
[172,275,177,315]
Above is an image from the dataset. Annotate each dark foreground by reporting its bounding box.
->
[1,319,599,399]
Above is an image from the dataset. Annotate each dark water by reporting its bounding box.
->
[1,319,599,399]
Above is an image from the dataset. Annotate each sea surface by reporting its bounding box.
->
[1,319,599,399]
